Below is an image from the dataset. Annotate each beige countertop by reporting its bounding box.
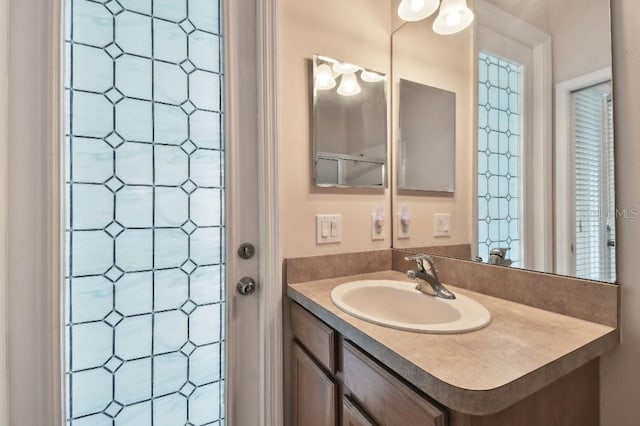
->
[288,270,619,416]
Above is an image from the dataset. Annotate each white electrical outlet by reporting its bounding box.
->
[397,214,410,239]
[316,215,342,244]
[434,213,451,237]
[371,214,385,241]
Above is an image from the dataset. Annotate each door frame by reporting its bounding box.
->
[2,0,282,424]
[473,0,552,271]
[255,1,284,424]
[554,67,613,277]
[226,0,283,424]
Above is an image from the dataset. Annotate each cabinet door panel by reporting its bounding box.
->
[343,341,447,426]
[292,342,337,426]
[291,302,336,372]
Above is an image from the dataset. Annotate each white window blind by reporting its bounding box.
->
[605,96,616,282]
[572,83,614,281]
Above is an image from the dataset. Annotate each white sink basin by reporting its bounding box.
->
[330,280,491,334]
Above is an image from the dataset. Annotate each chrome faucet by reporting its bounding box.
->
[405,254,456,300]
[488,248,513,267]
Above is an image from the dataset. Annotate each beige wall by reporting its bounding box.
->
[278,0,393,258]
[484,0,550,33]
[0,0,8,421]
[549,0,612,83]
[391,17,474,249]
[483,0,611,84]
[601,1,640,424]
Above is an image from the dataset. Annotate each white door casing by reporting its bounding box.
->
[554,67,613,278]
[2,0,282,424]
[226,0,283,424]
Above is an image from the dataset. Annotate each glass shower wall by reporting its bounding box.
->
[64,0,226,424]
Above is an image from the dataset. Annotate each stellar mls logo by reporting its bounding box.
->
[576,208,640,220]
[616,208,640,220]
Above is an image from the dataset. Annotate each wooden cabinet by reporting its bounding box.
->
[291,302,445,426]
[290,301,600,426]
[291,342,337,426]
[448,359,599,426]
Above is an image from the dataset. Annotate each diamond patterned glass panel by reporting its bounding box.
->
[65,0,225,424]
[477,52,522,266]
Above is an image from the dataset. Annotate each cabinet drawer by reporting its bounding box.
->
[292,342,337,426]
[343,341,447,426]
[343,396,376,426]
[291,302,336,372]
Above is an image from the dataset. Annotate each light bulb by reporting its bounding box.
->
[337,73,361,97]
[315,63,336,90]
[361,70,385,83]
[433,0,474,35]
[398,0,440,22]
[332,62,360,75]
[446,11,461,26]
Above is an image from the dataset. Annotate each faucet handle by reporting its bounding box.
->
[488,247,512,266]
[404,254,435,274]
[489,247,510,257]
[404,254,434,263]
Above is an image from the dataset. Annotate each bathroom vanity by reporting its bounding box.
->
[285,251,619,426]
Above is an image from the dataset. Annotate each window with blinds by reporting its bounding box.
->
[572,82,615,282]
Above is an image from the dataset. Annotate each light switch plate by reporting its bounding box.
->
[371,214,385,241]
[316,215,342,244]
[397,214,410,239]
[434,213,451,237]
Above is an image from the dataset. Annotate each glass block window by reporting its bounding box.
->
[477,51,522,266]
[64,1,225,425]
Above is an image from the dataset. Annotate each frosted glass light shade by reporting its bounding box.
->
[433,0,474,35]
[361,70,385,83]
[332,62,360,75]
[316,64,336,90]
[398,0,440,22]
[337,73,361,96]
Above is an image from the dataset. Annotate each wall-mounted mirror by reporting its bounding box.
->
[313,55,388,188]
[391,0,617,284]
[398,79,456,192]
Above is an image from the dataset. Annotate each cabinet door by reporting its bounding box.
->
[292,342,337,426]
[291,302,336,372]
[343,396,376,426]
[343,341,447,426]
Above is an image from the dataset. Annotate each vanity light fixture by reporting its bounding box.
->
[315,63,337,90]
[337,73,362,96]
[397,0,440,22]
[332,62,360,75]
[361,70,385,83]
[433,0,474,35]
